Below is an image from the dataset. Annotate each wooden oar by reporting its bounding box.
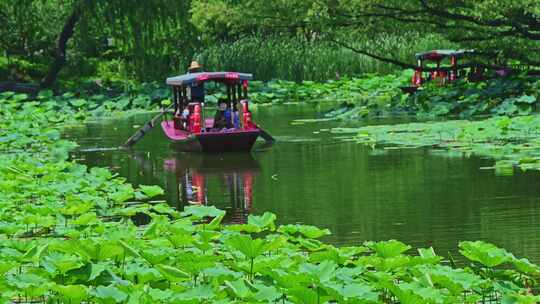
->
[257,125,275,143]
[122,104,174,148]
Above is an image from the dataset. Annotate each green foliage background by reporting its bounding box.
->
[1,0,538,86]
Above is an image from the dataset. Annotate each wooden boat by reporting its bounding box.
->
[401,49,516,93]
[162,71,270,152]
[402,49,477,93]
[161,123,260,152]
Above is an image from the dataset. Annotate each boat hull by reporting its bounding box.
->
[161,121,260,152]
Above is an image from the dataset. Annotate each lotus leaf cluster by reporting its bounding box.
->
[244,73,540,120]
[5,70,539,123]
[332,114,540,175]
[320,74,540,119]
[2,93,540,303]
[243,72,409,108]
[0,88,165,120]
[410,76,540,118]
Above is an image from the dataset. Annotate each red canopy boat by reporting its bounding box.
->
[162,71,270,152]
[402,49,515,93]
[411,49,476,87]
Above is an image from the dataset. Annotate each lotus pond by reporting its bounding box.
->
[68,103,540,259]
[4,92,540,303]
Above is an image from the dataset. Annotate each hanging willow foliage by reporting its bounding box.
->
[0,0,198,85]
[78,0,198,80]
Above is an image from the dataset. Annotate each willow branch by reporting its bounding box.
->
[329,39,416,69]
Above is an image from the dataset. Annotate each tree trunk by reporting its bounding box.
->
[39,3,82,89]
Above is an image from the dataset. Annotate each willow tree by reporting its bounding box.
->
[85,0,197,81]
[0,0,197,90]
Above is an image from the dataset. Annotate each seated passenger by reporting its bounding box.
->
[181,106,190,129]
[173,107,182,129]
[173,106,190,130]
[213,100,232,130]
[231,105,240,129]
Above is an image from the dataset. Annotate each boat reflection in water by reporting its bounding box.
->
[163,153,260,224]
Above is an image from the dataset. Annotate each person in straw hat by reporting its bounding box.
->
[187,60,205,103]
[188,60,202,73]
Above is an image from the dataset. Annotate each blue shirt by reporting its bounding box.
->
[224,110,240,128]
[190,82,205,98]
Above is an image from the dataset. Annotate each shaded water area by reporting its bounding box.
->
[68,103,540,263]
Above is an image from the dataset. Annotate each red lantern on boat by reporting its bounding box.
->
[450,56,458,81]
[412,69,423,86]
[191,104,202,133]
[242,101,254,130]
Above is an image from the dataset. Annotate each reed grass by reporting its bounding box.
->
[1,33,453,88]
[196,33,454,82]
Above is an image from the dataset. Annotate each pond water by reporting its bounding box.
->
[68,103,540,263]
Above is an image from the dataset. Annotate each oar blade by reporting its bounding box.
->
[122,121,155,148]
[258,127,275,143]
[122,104,175,148]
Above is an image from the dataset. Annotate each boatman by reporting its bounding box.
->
[187,61,205,103]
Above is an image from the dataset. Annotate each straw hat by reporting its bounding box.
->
[188,61,202,71]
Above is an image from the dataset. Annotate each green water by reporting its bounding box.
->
[69,103,540,262]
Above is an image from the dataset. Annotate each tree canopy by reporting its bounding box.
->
[1,0,538,88]
[191,0,539,66]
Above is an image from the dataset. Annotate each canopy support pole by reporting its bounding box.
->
[172,86,178,114]
[231,84,237,127]
[232,84,237,104]
[242,81,248,99]
[182,86,187,107]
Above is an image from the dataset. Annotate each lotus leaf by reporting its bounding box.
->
[225,223,264,233]
[299,260,337,283]
[182,205,226,219]
[371,240,411,258]
[52,284,89,303]
[124,263,161,284]
[155,264,190,282]
[72,212,99,226]
[289,286,320,304]
[247,212,277,231]
[0,261,16,276]
[511,257,540,275]
[172,284,216,301]
[91,285,128,303]
[226,234,269,259]
[139,184,164,197]
[278,224,331,239]
[326,281,379,302]
[42,252,84,275]
[225,278,252,299]
[110,184,134,203]
[502,293,540,304]
[7,273,49,290]
[459,241,511,267]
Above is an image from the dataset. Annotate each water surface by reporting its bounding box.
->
[68,103,540,263]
